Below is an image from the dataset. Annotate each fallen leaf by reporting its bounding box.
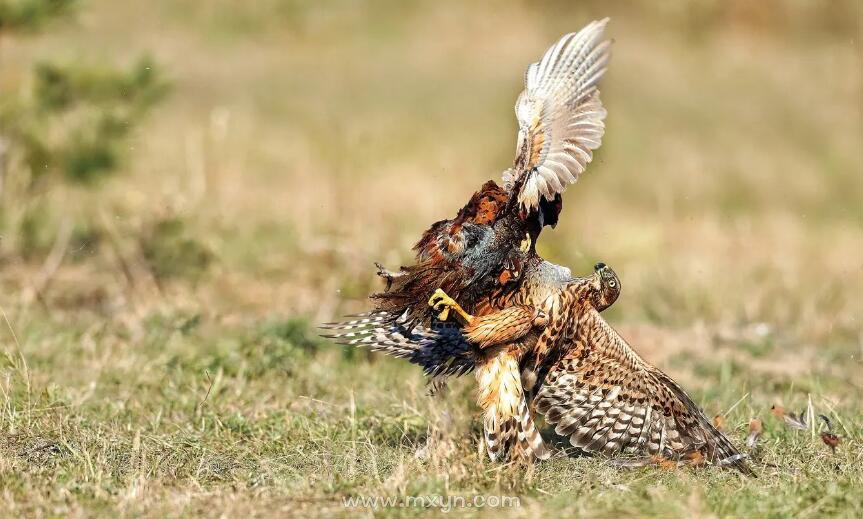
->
[656,458,678,471]
[684,450,706,466]
[713,414,725,429]
[649,454,678,470]
[746,417,763,450]
[820,432,840,453]
[770,405,786,418]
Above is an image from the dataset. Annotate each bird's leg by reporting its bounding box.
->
[428,288,474,325]
[374,262,403,291]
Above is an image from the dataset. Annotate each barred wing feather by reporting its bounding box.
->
[534,307,753,475]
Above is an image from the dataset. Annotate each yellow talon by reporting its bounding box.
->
[519,233,531,253]
[438,306,451,321]
[428,288,474,325]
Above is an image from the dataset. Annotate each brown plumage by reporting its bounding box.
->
[370,181,530,330]
[530,265,753,475]
[350,22,613,461]
[323,18,752,473]
[327,263,754,474]
[370,19,613,332]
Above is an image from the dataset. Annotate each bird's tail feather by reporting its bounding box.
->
[320,312,477,379]
[515,396,550,461]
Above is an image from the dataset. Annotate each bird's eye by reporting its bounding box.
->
[608,280,617,288]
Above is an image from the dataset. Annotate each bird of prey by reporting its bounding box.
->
[333,20,613,462]
[427,262,751,476]
[424,262,620,462]
[528,265,752,474]
[328,264,753,474]
[323,18,752,473]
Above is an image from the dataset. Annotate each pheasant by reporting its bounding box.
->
[325,20,613,460]
[327,264,753,474]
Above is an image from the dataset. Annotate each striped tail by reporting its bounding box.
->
[699,419,755,476]
[659,374,755,476]
[320,312,477,379]
[515,397,550,461]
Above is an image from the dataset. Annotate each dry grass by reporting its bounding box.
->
[1,1,862,517]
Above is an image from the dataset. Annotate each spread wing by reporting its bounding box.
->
[506,18,611,212]
[534,307,752,474]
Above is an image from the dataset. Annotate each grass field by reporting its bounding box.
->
[1,1,863,517]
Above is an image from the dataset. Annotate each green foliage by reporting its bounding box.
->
[149,314,327,381]
[0,0,75,34]
[0,0,169,267]
[16,206,46,259]
[257,317,326,356]
[2,57,168,187]
[34,58,160,111]
[358,409,428,447]
[140,216,212,283]
[233,318,329,377]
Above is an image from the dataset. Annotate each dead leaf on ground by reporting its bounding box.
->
[746,417,763,451]
[820,432,841,453]
[818,415,841,453]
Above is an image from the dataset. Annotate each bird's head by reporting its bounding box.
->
[590,262,620,311]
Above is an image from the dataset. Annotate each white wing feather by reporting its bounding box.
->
[507,18,612,212]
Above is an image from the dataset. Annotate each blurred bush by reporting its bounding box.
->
[1,57,167,188]
[140,216,212,284]
[238,317,329,377]
[0,0,75,34]
[0,0,214,293]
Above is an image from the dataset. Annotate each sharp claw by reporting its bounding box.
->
[428,291,439,307]
[519,233,531,253]
[427,288,471,324]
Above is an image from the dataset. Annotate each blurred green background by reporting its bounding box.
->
[2,1,861,322]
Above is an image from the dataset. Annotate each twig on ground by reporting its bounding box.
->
[196,370,215,414]
[20,217,73,309]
